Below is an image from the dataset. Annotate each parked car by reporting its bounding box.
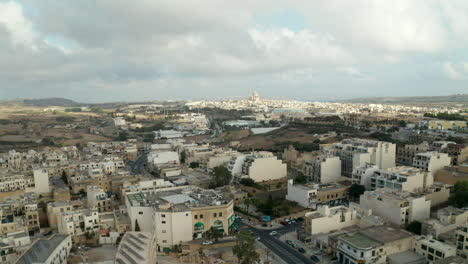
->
[298,248,306,253]
[256,236,260,241]
[291,243,298,249]
[202,240,213,245]
[280,221,288,226]
[286,240,293,245]
[310,255,320,262]
[297,217,304,222]
[269,231,278,236]
[43,231,53,236]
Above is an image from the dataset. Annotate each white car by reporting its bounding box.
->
[269,231,278,236]
[202,240,213,245]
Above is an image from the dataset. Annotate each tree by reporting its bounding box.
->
[189,162,200,168]
[61,170,68,185]
[294,172,307,184]
[406,221,422,235]
[180,151,187,164]
[240,178,255,187]
[348,184,366,201]
[450,181,468,208]
[233,231,260,264]
[203,226,223,242]
[209,166,232,189]
[135,219,141,231]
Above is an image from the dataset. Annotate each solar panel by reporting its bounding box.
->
[122,244,144,261]
[119,249,138,264]
[138,233,149,239]
[128,233,147,245]
[116,258,126,264]
[125,237,143,251]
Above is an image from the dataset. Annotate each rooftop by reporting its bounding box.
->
[16,234,69,264]
[388,251,425,264]
[115,232,153,264]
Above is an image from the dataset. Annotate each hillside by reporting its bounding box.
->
[341,94,468,105]
[22,98,82,107]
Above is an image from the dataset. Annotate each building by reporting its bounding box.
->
[396,142,430,166]
[444,143,468,166]
[336,225,416,264]
[422,206,468,239]
[414,237,457,263]
[329,138,396,177]
[47,201,83,228]
[113,117,127,127]
[153,129,184,139]
[413,152,451,175]
[125,185,235,251]
[352,163,379,190]
[286,180,349,209]
[57,209,99,241]
[303,155,341,184]
[16,234,72,264]
[0,173,26,192]
[369,166,434,193]
[115,232,158,264]
[87,185,113,212]
[455,223,468,260]
[304,206,359,236]
[33,169,49,195]
[359,188,431,226]
[238,152,287,182]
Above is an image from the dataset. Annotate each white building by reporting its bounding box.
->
[303,155,341,184]
[455,224,468,259]
[359,188,431,226]
[239,152,287,182]
[336,226,416,264]
[33,169,49,195]
[414,237,457,263]
[0,173,26,192]
[113,117,127,127]
[304,206,359,235]
[16,234,72,264]
[153,130,184,139]
[413,152,451,175]
[57,209,99,240]
[115,232,158,264]
[369,166,434,193]
[329,138,396,177]
[147,151,180,167]
[352,163,379,190]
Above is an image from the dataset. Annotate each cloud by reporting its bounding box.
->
[0,0,467,101]
[443,62,465,80]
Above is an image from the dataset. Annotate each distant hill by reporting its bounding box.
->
[22,98,82,107]
[340,94,468,104]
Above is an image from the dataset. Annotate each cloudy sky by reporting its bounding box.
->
[0,0,467,102]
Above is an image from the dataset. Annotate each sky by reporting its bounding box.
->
[0,0,467,103]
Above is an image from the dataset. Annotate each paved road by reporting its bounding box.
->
[237,220,312,264]
[129,153,150,176]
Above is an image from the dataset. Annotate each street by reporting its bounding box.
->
[129,153,150,176]
[237,220,313,264]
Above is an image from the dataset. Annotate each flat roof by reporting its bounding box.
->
[388,251,425,263]
[340,233,381,249]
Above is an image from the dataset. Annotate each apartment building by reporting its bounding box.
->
[303,155,341,184]
[414,237,457,263]
[422,206,468,239]
[0,173,26,192]
[87,185,112,213]
[57,209,99,241]
[369,166,433,192]
[16,234,72,264]
[33,169,49,195]
[455,224,468,260]
[396,142,429,166]
[47,201,83,228]
[413,152,451,175]
[125,185,235,251]
[352,163,379,190]
[304,206,359,236]
[336,226,417,264]
[329,138,396,177]
[238,151,287,182]
[286,180,349,209]
[359,188,431,226]
[444,143,468,166]
[115,232,158,264]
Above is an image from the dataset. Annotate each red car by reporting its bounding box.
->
[280,221,288,226]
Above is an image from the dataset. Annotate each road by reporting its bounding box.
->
[129,153,150,176]
[237,220,313,264]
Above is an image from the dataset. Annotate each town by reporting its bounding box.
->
[0,92,466,264]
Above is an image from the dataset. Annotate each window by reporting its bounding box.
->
[214,213,217,217]
[162,240,167,243]
[162,214,165,218]
[435,251,442,257]
[139,212,143,215]
[195,215,198,219]
[162,221,166,224]
[421,244,427,250]
[200,214,204,219]
[360,252,364,258]
[162,230,166,233]
[428,247,434,254]
[219,212,222,217]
